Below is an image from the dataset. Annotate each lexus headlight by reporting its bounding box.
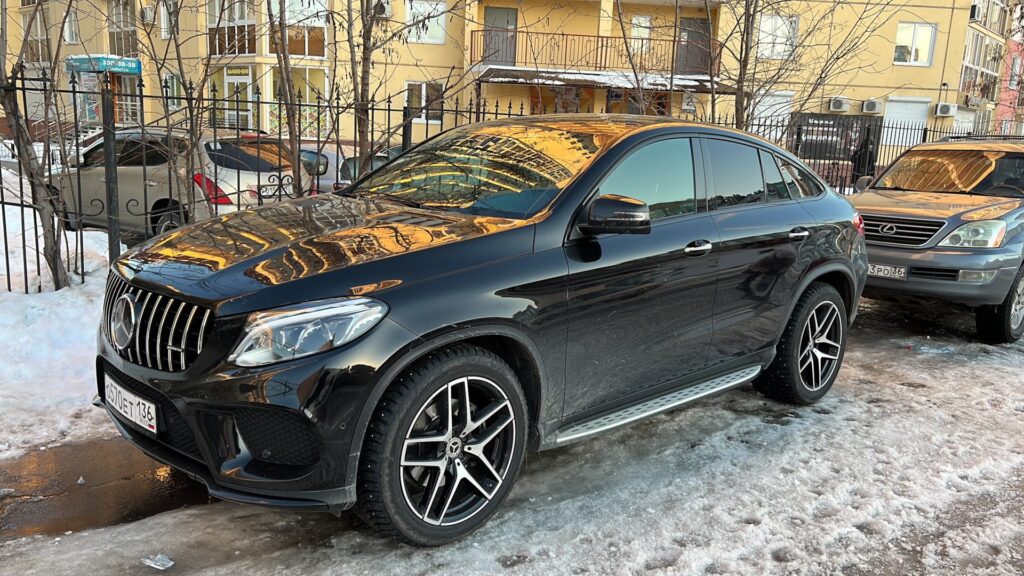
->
[938,221,1007,249]
[229,297,387,367]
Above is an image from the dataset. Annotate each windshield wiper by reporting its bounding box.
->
[872,185,913,191]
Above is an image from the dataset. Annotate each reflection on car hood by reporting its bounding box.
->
[114,194,530,314]
[852,189,1024,221]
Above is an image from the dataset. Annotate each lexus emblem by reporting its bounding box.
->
[878,223,899,236]
[110,293,138,351]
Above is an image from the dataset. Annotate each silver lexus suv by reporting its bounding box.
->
[851,137,1024,343]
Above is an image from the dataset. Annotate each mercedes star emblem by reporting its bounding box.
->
[110,293,138,351]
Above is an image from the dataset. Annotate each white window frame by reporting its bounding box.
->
[631,15,652,54]
[407,0,446,45]
[757,14,798,60]
[893,22,936,67]
[63,8,80,43]
[405,80,444,123]
[162,74,184,109]
[208,0,255,26]
[1011,55,1022,90]
[22,13,49,63]
[159,0,177,39]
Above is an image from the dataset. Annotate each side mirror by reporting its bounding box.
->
[854,175,873,193]
[67,154,81,167]
[579,194,651,235]
[316,157,329,176]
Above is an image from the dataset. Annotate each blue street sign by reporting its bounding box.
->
[65,55,143,75]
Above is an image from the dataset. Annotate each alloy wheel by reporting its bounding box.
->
[798,301,844,391]
[400,376,517,526]
[1011,276,1024,331]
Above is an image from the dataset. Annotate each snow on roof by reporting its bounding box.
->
[475,64,732,93]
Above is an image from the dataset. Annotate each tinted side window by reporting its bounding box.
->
[119,139,169,166]
[759,151,791,201]
[81,142,111,167]
[779,160,824,198]
[598,138,697,220]
[706,139,764,209]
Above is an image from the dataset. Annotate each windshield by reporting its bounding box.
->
[346,120,626,219]
[205,139,294,172]
[876,149,1024,197]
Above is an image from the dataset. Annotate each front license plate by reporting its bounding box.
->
[104,374,158,434]
[868,263,908,281]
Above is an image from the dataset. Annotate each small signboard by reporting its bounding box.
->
[65,55,143,76]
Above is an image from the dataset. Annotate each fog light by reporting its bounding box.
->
[958,270,998,282]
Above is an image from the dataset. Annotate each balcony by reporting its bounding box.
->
[209,24,258,56]
[470,29,719,78]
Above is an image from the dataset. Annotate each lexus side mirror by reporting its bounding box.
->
[579,194,651,235]
[854,175,873,193]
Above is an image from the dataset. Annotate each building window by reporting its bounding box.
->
[22,13,49,63]
[160,0,178,39]
[757,14,797,60]
[961,29,1003,101]
[109,0,139,56]
[1010,55,1022,90]
[972,0,1009,35]
[406,81,443,122]
[408,0,446,44]
[270,0,327,57]
[631,15,652,54]
[63,9,79,44]
[893,22,935,66]
[208,0,257,55]
[162,74,184,109]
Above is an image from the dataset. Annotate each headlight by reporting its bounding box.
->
[229,297,387,367]
[937,221,1007,249]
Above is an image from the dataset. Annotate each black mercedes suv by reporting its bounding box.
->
[97,115,867,545]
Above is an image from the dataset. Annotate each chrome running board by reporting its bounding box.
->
[555,365,762,443]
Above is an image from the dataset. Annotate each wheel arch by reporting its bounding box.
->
[344,324,547,492]
[149,197,187,233]
[775,262,857,344]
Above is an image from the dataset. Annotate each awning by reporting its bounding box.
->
[474,65,735,94]
[66,55,142,75]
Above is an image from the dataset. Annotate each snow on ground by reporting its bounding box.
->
[1,299,1023,575]
[0,179,115,460]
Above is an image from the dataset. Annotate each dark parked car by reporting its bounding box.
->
[96,115,867,545]
[851,138,1024,343]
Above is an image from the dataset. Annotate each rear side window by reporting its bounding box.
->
[779,159,824,198]
[205,140,293,172]
[118,139,169,167]
[759,151,791,202]
[598,138,697,220]
[706,139,764,209]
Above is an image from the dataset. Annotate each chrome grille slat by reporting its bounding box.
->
[862,214,945,247]
[102,273,212,372]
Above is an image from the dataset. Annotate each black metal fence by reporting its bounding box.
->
[0,69,1010,293]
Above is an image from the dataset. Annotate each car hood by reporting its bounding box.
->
[114,194,532,315]
[852,189,1024,221]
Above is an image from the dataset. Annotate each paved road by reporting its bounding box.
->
[1,298,1023,575]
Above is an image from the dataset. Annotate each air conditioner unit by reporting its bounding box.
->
[862,99,883,114]
[936,102,958,117]
[829,97,850,113]
[141,5,157,24]
[969,4,981,21]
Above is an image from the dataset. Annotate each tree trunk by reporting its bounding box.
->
[0,81,69,289]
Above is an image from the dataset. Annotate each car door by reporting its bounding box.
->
[701,137,818,366]
[65,141,116,228]
[563,137,720,416]
[115,137,172,235]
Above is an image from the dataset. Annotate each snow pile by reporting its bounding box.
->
[1,300,1022,574]
[0,172,114,459]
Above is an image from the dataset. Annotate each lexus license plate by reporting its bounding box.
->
[867,263,908,281]
[104,374,158,434]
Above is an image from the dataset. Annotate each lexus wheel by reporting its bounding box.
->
[976,265,1024,344]
[355,344,527,545]
[754,282,848,404]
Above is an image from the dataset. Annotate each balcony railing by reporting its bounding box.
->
[470,29,719,77]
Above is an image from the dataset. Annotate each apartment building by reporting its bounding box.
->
[2,0,1017,138]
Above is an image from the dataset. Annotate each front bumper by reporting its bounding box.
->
[96,316,418,511]
[863,243,1021,306]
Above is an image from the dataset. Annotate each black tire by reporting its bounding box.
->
[355,344,528,546]
[152,208,186,236]
[754,282,848,405]
[976,265,1024,344]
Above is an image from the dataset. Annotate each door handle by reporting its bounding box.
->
[145,180,159,187]
[683,239,713,256]
[98,178,106,183]
[789,228,811,242]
